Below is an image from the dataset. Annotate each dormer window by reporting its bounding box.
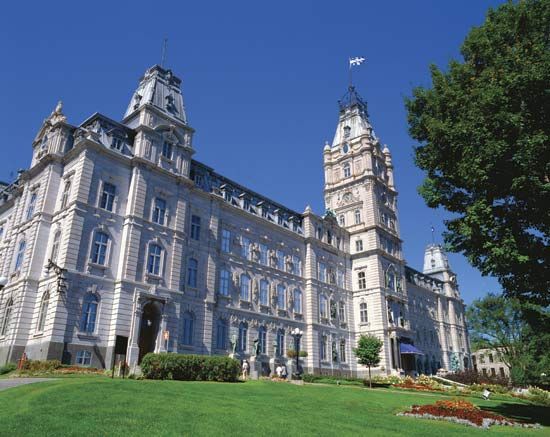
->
[41,135,48,150]
[161,142,173,160]
[343,126,351,138]
[111,137,123,151]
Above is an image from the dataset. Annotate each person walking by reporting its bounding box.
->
[242,360,250,380]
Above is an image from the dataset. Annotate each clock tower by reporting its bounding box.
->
[323,86,410,373]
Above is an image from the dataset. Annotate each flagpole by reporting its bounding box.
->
[348,58,352,89]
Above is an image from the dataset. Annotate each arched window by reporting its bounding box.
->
[216,318,227,349]
[91,232,109,265]
[354,209,361,224]
[80,294,99,333]
[319,295,328,319]
[293,289,302,314]
[37,291,50,332]
[147,244,162,275]
[50,231,61,263]
[14,240,26,271]
[259,279,269,306]
[338,214,345,226]
[276,329,285,356]
[360,302,368,323]
[1,298,13,336]
[240,274,250,300]
[182,312,194,345]
[238,321,248,352]
[187,258,198,287]
[258,326,267,354]
[219,268,230,296]
[343,163,351,178]
[276,284,286,309]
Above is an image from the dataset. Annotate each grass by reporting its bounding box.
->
[0,377,547,436]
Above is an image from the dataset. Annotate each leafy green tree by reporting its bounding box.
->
[405,0,550,305]
[353,335,383,388]
[467,292,549,385]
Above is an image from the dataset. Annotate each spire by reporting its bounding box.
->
[331,86,375,147]
[123,65,188,125]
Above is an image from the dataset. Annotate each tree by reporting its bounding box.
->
[405,0,550,306]
[354,334,383,388]
[466,292,549,385]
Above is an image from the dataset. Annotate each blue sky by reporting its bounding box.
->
[0,0,506,303]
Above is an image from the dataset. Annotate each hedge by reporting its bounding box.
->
[140,353,240,382]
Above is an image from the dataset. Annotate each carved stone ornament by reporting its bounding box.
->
[230,314,239,326]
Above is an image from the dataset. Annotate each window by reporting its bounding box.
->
[343,163,351,178]
[340,339,347,362]
[100,182,116,211]
[499,367,505,377]
[321,335,328,361]
[316,227,323,240]
[293,289,302,314]
[354,209,361,224]
[320,295,328,319]
[1,298,13,336]
[219,269,230,296]
[216,319,227,349]
[259,279,269,306]
[182,312,194,345]
[318,263,326,282]
[259,243,268,265]
[147,244,162,275]
[91,232,109,265]
[238,322,248,352]
[152,198,166,225]
[292,255,302,276]
[221,229,231,253]
[26,191,37,220]
[80,294,98,333]
[327,230,332,245]
[338,214,345,226]
[355,239,363,252]
[358,271,366,290]
[50,231,61,263]
[161,141,173,159]
[190,215,201,240]
[489,353,494,363]
[14,240,26,271]
[76,350,92,366]
[240,274,250,301]
[60,180,71,209]
[258,326,267,354]
[339,301,346,322]
[37,291,50,332]
[111,136,123,150]
[337,269,344,288]
[241,237,250,259]
[343,126,351,138]
[276,250,284,270]
[276,329,285,356]
[187,258,198,287]
[360,302,368,323]
[277,284,286,309]
[385,266,397,291]
[490,368,496,377]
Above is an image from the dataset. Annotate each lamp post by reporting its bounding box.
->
[291,327,303,379]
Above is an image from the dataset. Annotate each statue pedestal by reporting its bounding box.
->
[249,357,260,380]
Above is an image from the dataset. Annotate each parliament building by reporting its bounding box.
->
[0,65,470,376]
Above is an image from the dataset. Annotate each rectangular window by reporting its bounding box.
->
[221,229,231,253]
[182,317,194,345]
[76,350,92,366]
[111,137,123,150]
[219,269,230,296]
[360,302,368,323]
[60,180,71,209]
[337,269,344,288]
[277,285,286,309]
[259,280,268,306]
[355,239,363,252]
[100,182,116,211]
[340,340,346,362]
[276,250,284,270]
[259,328,267,354]
[318,263,326,282]
[91,232,109,265]
[187,259,198,288]
[293,289,302,314]
[190,215,201,240]
[339,302,346,322]
[216,321,227,349]
[161,141,173,160]
[26,191,37,220]
[14,240,26,271]
[259,243,268,265]
[354,209,361,224]
[152,198,166,225]
[358,271,366,290]
[241,237,250,259]
[292,255,302,276]
[147,244,162,275]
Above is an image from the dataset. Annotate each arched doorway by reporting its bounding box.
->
[138,301,161,363]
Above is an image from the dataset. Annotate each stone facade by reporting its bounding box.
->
[471,348,510,378]
[0,65,470,376]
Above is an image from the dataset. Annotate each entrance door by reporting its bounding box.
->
[138,302,161,363]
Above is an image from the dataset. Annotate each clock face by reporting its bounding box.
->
[342,143,349,154]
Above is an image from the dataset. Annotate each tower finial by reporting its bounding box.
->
[161,38,168,67]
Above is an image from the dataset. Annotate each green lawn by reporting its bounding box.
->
[0,378,547,436]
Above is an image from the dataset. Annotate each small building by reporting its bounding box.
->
[471,347,510,378]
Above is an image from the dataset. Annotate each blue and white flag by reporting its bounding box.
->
[349,56,366,67]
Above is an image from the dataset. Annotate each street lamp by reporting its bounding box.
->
[291,327,303,379]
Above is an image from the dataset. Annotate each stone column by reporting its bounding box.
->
[127,307,143,370]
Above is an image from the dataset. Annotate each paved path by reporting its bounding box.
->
[0,378,55,391]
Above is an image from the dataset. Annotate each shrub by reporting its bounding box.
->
[19,359,62,373]
[0,363,16,375]
[445,369,509,386]
[140,353,240,382]
[521,386,550,406]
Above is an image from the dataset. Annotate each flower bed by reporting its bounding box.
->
[398,399,540,429]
